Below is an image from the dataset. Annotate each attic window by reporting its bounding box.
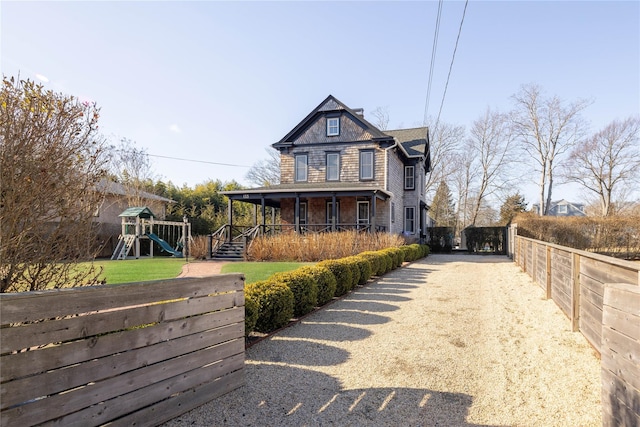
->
[557,204,568,214]
[327,117,340,136]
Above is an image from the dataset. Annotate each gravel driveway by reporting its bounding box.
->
[164,254,601,426]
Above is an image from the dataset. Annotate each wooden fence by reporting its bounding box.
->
[0,274,246,427]
[512,233,639,426]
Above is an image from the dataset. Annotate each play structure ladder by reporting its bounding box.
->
[111,235,136,260]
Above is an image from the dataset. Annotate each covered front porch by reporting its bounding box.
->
[222,184,391,235]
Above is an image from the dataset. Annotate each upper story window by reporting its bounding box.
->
[404,165,415,190]
[295,154,308,182]
[360,150,374,181]
[327,117,340,136]
[557,204,568,214]
[326,152,340,181]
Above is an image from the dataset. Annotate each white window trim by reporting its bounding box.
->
[404,165,415,190]
[404,206,416,234]
[326,152,340,181]
[557,204,568,214]
[357,201,370,224]
[360,151,374,180]
[299,201,308,225]
[326,201,340,224]
[295,154,308,182]
[327,117,340,136]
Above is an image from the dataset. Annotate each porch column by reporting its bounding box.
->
[370,194,376,233]
[253,204,258,226]
[331,193,337,232]
[227,198,233,242]
[271,206,276,225]
[295,194,300,233]
[261,196,266,233]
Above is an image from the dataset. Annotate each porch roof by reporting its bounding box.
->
[221,183,392,208]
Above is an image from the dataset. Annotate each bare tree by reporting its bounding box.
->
[424,119,465,198]
[565,116,640,216]
[511,84,590,215]
[450,149,478,234]
[370,106,390,130]
[466,108,515,225]
[1,76,110,292]
[110,137,159,208]
[245,147,280,187]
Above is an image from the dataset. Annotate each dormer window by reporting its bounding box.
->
[327,117,340,136]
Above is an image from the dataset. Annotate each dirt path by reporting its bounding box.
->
[165,254,601,426]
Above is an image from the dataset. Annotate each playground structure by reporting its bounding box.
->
[111,207,192,260]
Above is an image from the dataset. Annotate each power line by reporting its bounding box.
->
[114,148,250,168]
[434,0,469,131]
[146,153,250,168]
[423,0,444,125]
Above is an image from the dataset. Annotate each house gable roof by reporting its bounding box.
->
[273,95,393,149]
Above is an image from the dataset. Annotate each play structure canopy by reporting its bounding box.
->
[118,207,156,219]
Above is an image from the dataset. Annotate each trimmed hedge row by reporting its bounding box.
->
[244,243,430,335]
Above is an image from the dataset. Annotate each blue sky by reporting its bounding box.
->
[2,1,639,204]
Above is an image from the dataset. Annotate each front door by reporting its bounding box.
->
[357,201,369,230]
[299,202,308,231]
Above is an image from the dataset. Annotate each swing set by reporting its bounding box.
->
[111,207,192,260]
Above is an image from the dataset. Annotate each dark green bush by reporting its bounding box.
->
[271,270,318,317]
[359,251,383,275]
[399,245,416,262]
[419,244,430,258]
[348,255,372,285]
[382,247,404,269]
[344,258,361,289]
[244,294,259,336]
[381,252,393,273]
[244,280,294,333]
[296,265,337,306]
[318,259,353,296]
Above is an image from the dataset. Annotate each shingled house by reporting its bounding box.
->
[222,95,431,241]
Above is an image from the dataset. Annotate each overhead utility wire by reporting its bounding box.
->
[147,153,251,168]
[423,0,444,125]
[115,148,250,168]
[434,0,469,131]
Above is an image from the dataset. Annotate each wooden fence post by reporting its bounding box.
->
[546,246,552,300]
[572,252,581,332]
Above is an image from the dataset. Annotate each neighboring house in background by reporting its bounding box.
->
[93,180,173,256]
[532,199,586,217]
[222,95,431,240]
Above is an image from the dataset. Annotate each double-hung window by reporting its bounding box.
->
[404,206,415,234]
[404,165,415,190]
[327,117,340,136]
[295,154,308,182]
[359,150,374,180]
[326,152,340,181]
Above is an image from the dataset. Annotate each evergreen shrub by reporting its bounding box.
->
[317,259,353,296]
[244,279,294,333]
[271,270,318,317]
[296,265,337,306]
[244,294,259,336]
[359,251,383,276]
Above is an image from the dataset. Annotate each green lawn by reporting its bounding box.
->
[92,258,186,285]
[220,262,314,284]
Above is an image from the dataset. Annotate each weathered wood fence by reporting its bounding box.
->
[0,274,246,427]
[512,233,639,426]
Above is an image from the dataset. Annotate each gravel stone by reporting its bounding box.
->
[163,254,601,426]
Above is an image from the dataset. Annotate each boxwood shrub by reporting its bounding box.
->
[344,258,361,289]
[359,251,383,276]
[317,259,353,297]
[296,265,337,306]
[244,279,294,333]
[347,255,372,285]
[382,247,404,269]
[271,270,318,317]
[244,294,259,336]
